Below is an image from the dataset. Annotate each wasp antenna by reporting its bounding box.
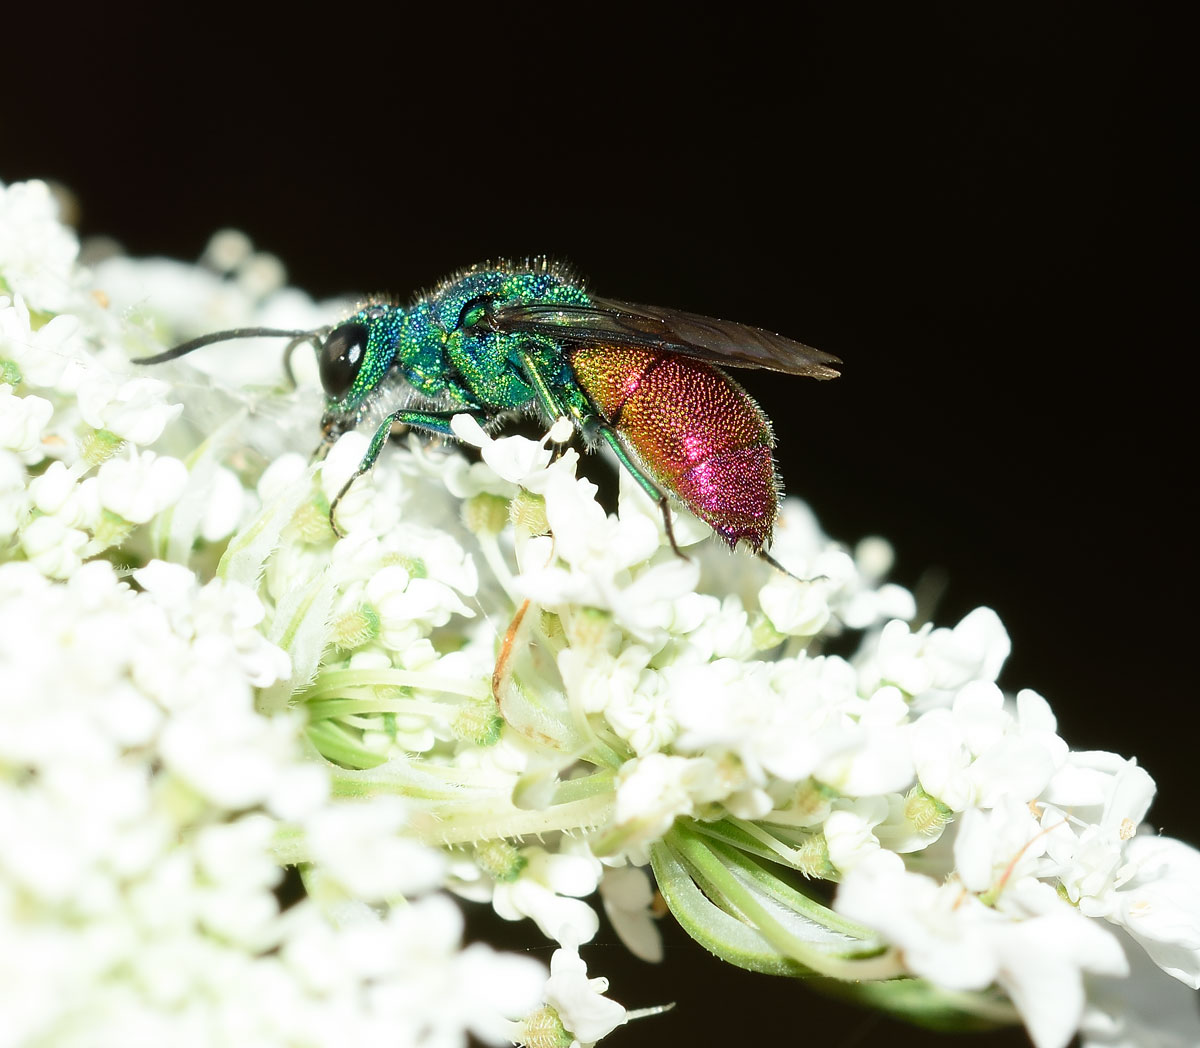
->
[131,327,316,365]
[282,330,327,389]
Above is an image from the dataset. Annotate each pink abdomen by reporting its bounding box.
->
[569,345,778,552]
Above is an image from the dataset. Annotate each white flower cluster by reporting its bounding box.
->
[0,557,544,1047]
[2,177,1197,1048]
[0,181,543,1048]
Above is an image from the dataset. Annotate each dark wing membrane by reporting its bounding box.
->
[491,297,841,378]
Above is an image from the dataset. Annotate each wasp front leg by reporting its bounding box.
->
[328,408,488,537]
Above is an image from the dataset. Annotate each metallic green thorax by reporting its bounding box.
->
[322,262,592,441]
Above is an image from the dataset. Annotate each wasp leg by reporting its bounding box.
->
[515,348,682,556]
[758,549,798,579]
[328,408,487,537]
[756,548,829,584]
[515,347,577,462]
[592,425,685,560]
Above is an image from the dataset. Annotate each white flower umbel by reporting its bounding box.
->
[2,176,1197,1048]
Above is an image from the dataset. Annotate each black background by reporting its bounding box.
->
[5,6,1189,1046]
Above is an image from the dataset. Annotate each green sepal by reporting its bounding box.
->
[650,819,1021,1034]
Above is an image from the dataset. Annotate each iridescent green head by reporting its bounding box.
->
[316,304,404,438]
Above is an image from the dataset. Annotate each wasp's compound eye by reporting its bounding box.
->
[319,322,369,400]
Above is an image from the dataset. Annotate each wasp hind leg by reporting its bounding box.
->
[755,547,828,584]
[328,408,487,537]
[758,548,799,579]
[517,347,685,560]
[592,425,686,560]
[516,347,685,560]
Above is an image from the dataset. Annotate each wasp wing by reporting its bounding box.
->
[491,297,841,378]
